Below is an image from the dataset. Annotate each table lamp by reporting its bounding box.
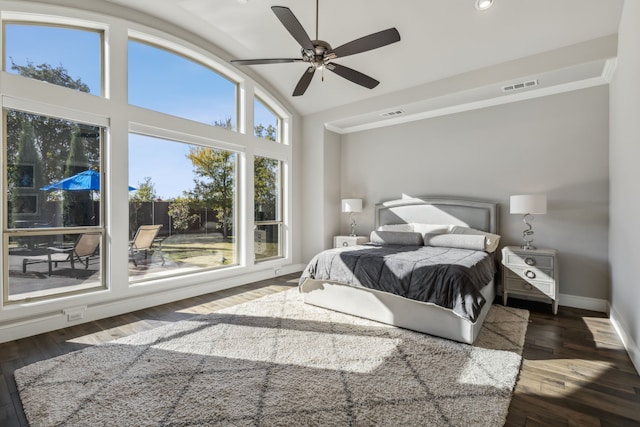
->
[510,194,547,250]
[341,198,362,236]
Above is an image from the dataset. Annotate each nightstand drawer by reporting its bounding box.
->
[334,236,368,248]
[504,277,553,297]
[504,265,554,283]
[503,252,554,269]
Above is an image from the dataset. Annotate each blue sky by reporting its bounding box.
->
[6,24,278,199]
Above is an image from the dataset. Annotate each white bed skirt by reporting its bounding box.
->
[299,278,495,344]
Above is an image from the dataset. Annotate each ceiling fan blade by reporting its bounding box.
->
[230,58,303,66]
[293,67,315,96]
[327,63,379,89]
[331,28,401,58]
[271,6,314,51]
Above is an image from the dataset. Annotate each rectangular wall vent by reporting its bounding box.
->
[380,109,405,117]
[502,79,538,93]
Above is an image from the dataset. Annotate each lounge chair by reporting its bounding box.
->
[129,224,164,266]
[22,233,101,278]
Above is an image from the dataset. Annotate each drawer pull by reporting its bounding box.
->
[524,257,536,266]
[342,241,349,247]
[525,270,536,279]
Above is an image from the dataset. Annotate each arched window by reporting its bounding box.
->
[0,5,291,319]
[5,23,102,96]
[254,96,282,143]
[128,39,237,128]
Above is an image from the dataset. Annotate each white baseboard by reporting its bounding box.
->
[0,264,305,344]
[500,290,608,313]
[609,303,640,375]
[558,293,608,313]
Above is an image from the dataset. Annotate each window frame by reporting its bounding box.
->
[254,155,284,263]
[2,105,107,304]
[2,18,106,97]
[127,130,242,283]
[254,95,283,143]
[128,32,241,131]
[254,87,290,145]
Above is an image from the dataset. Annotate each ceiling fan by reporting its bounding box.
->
[230,1,401,96]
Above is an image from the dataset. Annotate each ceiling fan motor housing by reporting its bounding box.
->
[303,40,334,69]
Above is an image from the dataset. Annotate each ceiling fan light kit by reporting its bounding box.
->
[230,1,401,96]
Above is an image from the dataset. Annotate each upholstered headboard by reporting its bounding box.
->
[375,196,498,233]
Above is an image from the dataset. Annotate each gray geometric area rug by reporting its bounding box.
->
[15,289,529,427]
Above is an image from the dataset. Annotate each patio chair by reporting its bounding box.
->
[129,224,164,266]
[22,233,101,278]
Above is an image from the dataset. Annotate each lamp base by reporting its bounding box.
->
[349,213,357,237]
[521,215,536,251]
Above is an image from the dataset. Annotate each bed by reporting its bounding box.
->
[298,196,499,344]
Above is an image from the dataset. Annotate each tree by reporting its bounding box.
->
[186,147,235,238]
[254,157,278,221]
[63,131,92,226]
[168,196,199,232]
[184,118,279,237]
[10,60,90,92]
[254,124,279,221]
[6,60,99,187]
[130,177,157,202]
[9,120,43,227]
[184,118,236,238]
[254,123,277,141]
[129,177,158,237]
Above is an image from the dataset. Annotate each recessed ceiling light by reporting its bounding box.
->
[475,0,494,11]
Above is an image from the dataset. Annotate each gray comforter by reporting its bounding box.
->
[299,244,497,322]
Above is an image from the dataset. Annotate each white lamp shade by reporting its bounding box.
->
[510,194,547,214]
[341,198,362,213]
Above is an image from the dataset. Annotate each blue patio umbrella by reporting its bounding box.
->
[40,170,136,191]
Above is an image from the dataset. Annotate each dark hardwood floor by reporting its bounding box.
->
[1,273,639,426]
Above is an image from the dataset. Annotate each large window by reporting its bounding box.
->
[4,23,102,96]
[128,40,237,128]
[3,109,104,302]
[254,156,283,262]
[0,6,291,322]
[128,134,237,281]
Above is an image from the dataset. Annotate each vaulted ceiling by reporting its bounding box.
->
[101,0,624,117]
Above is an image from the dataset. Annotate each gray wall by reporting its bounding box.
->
[610,0,640,370]
[340,86,610,301]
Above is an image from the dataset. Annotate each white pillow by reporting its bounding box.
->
[423,233,486,251]
[449,226,501,253]
[377,223,414,232]
[411,223,452,235]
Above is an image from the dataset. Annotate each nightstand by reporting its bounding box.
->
[334,235,368,248]
[501,246,559,315]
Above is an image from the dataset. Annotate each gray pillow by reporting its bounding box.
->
[370,230,424,246]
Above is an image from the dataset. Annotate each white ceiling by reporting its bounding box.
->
[101,0,624,117]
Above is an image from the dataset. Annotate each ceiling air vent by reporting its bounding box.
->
[380,109,405,117]
[502,79,538,93]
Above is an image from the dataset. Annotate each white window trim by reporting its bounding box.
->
[2,95,110,127]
